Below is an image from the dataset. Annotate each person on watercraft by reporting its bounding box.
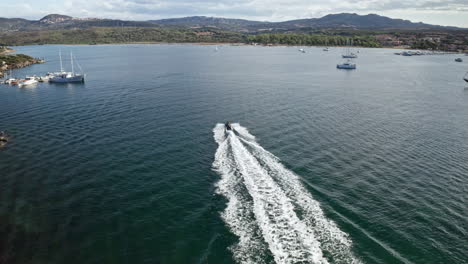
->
[225,122,233,131]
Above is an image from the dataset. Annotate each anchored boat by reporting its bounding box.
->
[337,60,356,70]
[342,39,358,58]
[49,51,85,83]
[18,76,38,87]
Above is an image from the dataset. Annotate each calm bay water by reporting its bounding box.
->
[0,44,467,264]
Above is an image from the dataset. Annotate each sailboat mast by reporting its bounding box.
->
[71,52,74,74]
[59,50,63,72]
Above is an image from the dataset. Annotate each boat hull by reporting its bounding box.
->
[18,80,38,87]
[49,75,84,83]
[337,64,356,69]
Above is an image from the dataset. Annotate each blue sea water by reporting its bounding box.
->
[0,44,467,263]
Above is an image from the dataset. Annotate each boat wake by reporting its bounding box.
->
[212,123,361,264]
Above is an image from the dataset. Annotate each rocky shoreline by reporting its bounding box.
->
[0,48,44,78]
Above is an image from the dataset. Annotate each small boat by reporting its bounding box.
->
[394,52,402,55]
[225,122,233,131]
[337,60,356,70]
[323,47,329,51]
[342,53,357,59]
[3,69,15,84]
[38,76,50,82]
[4,78,16,85]
[18,77,38,87]
[464,72,468,83]
[402,51,413,56]
[455,58,463,62]
[299,48,306,53]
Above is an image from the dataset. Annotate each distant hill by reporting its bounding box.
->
[0,13,463,33]
[268,13,454,30]
[39,14,73,24]
[148,13,460,31]
[148,16,267,31]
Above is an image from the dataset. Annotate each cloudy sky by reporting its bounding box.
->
[1,0,467,27]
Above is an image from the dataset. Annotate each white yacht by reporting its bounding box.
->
[337,60,356,69]
[18,77,38,87]
[49,51,85,83]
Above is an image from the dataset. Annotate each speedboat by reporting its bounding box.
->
[455,58,463,62]
[323,47,329,51]
[225,122,233,131]
[299,48,306,53]
[18,77,38,87]
[337,60,356,70]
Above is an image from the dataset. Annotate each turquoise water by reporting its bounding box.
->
[0,44,467,264]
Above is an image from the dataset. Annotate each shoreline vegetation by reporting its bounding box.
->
[0,46,44,78]
[1,27,467,52]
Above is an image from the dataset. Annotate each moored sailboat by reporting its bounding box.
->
[49,51,85,83]
[342,39,358,58]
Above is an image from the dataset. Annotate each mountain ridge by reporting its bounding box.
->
[0,13,464,33]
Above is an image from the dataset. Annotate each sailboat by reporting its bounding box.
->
[49,51,85,83]
[323,39,329,51]
[3,69,16,84]
[342,39,358,58]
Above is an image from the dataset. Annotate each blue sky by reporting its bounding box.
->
[1,0,467,27]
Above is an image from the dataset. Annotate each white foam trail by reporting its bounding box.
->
[213,123,362,264]
[213,124,269,263]
[236,126,361,264]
